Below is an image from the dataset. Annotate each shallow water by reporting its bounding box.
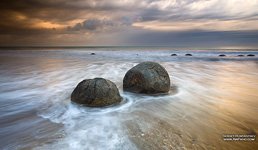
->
[0,49,258,150]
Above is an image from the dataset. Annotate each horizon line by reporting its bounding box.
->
[0,45,258,50]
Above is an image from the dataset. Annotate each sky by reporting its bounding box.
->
[0,0,258,48]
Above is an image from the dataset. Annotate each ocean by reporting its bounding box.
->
[0,47,258,149]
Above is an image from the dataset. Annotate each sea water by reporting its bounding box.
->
[0,48,258,149]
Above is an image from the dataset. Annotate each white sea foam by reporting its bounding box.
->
[1,49,258,150]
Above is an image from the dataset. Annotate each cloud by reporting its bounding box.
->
[1,0,258,32]
[132,19,258,31]
[68,19,119,31]
[123,29,258,48]
[0,0,258,47]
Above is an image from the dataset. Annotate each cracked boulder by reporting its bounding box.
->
[123,62,170,94]
[71,78,122,107]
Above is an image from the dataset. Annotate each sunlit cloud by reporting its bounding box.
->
[0,0,258,47]
[32,21,65,29]
[133,19,258,31]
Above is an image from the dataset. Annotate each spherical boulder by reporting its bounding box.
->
[71,78,122,107]
[185,54,192,56]
[123,62,170,94]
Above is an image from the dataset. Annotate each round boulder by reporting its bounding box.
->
[71,78,122,107]
[123,62,170,94]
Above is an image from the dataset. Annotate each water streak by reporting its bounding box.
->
[0,49,258,150]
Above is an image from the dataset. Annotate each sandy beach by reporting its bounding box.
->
[0,48,258,149]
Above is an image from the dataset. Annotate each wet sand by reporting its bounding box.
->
[0,49,258,149]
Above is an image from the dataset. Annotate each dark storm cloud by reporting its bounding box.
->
[68,19,116,31]
[0,0,140,35]
[0,0,258,47]
[0,0,138,22]
[1,0,258,32]
[68,18,133,32]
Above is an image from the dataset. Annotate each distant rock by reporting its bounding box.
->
[91,53,96,55]
[185,54,192,56]
[247,54,255,57]
[171,54,177,56]
[219,54,226,57]
[123,62,170,94]
[237,54,244,57]
[71,78,122,107]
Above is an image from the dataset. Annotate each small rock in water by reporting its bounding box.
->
[219,54,226,57]
[185,54,192,56]
[237,54,244,57]
[123,61,170,94]
[247,54,255,57]
[171,54,177,56]
[71,78,122,107]
[91,53,96,55]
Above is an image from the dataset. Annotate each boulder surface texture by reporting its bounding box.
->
[71,78,122,107]
[123,62,170,94]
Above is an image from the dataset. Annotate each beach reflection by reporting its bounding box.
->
[125,61,258,150]
[0,50,257,149]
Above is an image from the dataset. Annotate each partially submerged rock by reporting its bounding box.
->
[171,54,177,56]
[247,54,255,57]
[71,78,122,107]
[185,54,192,56]
[219,54,226,57]
[123,62,170,94]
